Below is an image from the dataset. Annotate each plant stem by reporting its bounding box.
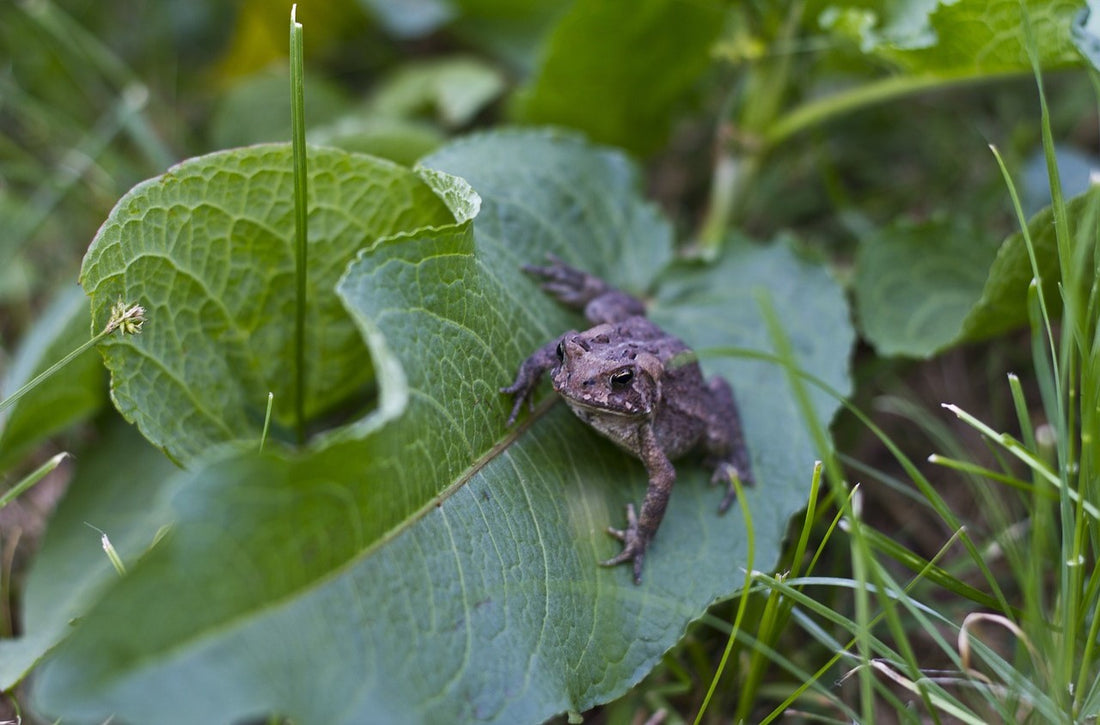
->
[697,69,1025,256]
[0,301,144,417]
[763,70,1020,148]
[694,471,754,724]
[695,2,799,257]
[696,150,756,259]
[0,328,109,418]
[290,6,309,445]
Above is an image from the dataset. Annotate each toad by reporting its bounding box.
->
[502,258,753,583]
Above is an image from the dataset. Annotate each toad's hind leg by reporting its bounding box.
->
[704,376,753,513]
[523,256,645,324]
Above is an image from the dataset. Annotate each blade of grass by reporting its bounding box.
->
[259,392,275,453]
[1007,373,1039,453]
[927,455,1041,498]
[83,523,126,576]
[941,403,1100,519]
[989,146,1058,404]
[703,344,1016,616]
[289,6,308,445]
[0,302,144,418]
[758,290,932,721]
[733,581,784,722]
[0,452,68,510]
[753,293,845,501]
[786,461,823,580]
[699,608,859,721]
[734,463,825,721]
[694,471,754,725]
[757,514,1003,724]
[1026,15,1073,334]
[859,526,1016,616]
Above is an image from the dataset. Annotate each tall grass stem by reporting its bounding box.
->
[290,6,309,445]
[0,452,68,511]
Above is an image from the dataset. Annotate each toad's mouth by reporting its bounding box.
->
[557,394,651,418]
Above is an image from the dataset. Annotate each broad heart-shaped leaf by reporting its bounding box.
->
[855,187,1100,358]
[958,186,1100,341]
[0,418,178,689]
[0,286,105,474]
[33,131,853,724]
[80,144,460,463]
[853,218,1003,357]
[516,0,724,155]
[820,0,1083,74]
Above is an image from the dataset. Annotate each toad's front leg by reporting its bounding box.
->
[602,423,675,584]
[500,337,563,425]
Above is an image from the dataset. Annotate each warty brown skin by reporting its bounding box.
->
[501,258,753,584]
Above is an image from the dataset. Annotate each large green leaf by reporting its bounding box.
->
[33,131,853,723]
[80,145,459,462]
[958,187,1099,341]
[0,419,178,689]
[855,188,1100,358]
[0,286,105,473]
[853,218,1002,357]
[516,0,724,155]
[820,0,1083,74]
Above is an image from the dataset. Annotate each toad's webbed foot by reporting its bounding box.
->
[601,503,648,584]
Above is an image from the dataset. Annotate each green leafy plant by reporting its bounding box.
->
[2,1,1099,723]
[9,126,851,723]
[728,24,1100,723]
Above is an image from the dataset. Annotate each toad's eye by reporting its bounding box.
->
[556,340,565,361]
[609,368,634,388]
